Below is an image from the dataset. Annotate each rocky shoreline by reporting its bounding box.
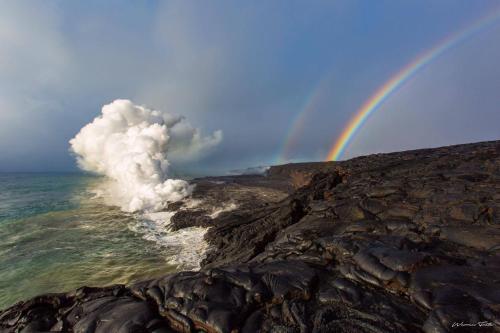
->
[1,141,500,333]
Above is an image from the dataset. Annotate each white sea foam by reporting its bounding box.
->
[131,210,209,270]
[209,180,226,185]
[70,99,222,212]
[183,198,203,209]
[209,202,238,218]
[70,99,222,269]
[128,200,238,269]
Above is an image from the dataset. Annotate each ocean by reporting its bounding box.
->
[0,173,207,310]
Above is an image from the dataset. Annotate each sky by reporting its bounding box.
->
[0,0,499,174]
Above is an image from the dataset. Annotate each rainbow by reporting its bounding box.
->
[326,9,500,161]
[278,75,331,163]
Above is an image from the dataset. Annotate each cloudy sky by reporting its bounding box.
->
[1,0,499,174]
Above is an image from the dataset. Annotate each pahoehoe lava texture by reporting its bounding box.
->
[1,141,500,333]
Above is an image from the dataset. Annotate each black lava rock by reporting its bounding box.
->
[2,140,500,333]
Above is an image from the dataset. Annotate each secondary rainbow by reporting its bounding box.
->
[278,76,330,163]
[326,9,500,161]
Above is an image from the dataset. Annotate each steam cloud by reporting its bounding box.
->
[70,99,222,212]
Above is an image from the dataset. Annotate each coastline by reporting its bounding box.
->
[1,140,500,332]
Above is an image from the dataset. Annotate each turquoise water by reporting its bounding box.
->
[0,173,186,310]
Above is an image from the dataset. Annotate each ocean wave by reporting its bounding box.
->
[130,209,209,270]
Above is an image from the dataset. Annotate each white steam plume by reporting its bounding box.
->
[70,99,222,212]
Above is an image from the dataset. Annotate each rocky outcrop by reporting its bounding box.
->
[1,140,500,333]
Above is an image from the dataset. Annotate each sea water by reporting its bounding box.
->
[0,173,207,310]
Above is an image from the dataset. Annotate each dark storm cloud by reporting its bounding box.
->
[0,0,498,173]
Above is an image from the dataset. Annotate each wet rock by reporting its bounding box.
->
[169,210,212,231]
[2,140,500,332]
[439,226,500,251]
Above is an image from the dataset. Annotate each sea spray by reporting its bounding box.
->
[131,211,209,270]
[69,100,222,270]
[70,99,222,212]
[87,178,211,270]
